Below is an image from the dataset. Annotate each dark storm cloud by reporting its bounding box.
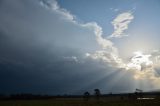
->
[0,0,135,95]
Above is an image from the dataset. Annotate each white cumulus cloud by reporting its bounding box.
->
[109,12,134,38]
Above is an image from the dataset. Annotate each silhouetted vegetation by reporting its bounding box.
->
[94,89,101,101]
[83,91,90,101]
[1,89,160,106]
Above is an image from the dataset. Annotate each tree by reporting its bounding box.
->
[83,91,90,101]
[94,89,101,101]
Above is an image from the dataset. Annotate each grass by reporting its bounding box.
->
[0,98,160,106]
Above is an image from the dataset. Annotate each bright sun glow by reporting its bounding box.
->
[126,51,153,71]
[132,51,152,67]
[126,51,154,80]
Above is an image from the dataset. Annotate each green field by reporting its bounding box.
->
[0,98,160,106]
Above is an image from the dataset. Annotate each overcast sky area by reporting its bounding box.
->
[0,0,160,95]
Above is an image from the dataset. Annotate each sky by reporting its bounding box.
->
[0,0,160,95]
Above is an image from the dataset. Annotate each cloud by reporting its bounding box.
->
[40,0,125,69]
[82,22,115,50]
[83,22,125,69]
[110,8,119,12]
[0,0,160,94]
[83,19,125,69]
[84,12,134,70]
[125,51,160,83]
[151,50,160,68]
[38,0,160,90]
[40,0,75,21]
[82,9,159,84]
[86,50,125,68]
[48,0,160,90]
[109,12,134,38]
[0,0,128,94]
[126,51,153,71]
[63,56,78,62]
